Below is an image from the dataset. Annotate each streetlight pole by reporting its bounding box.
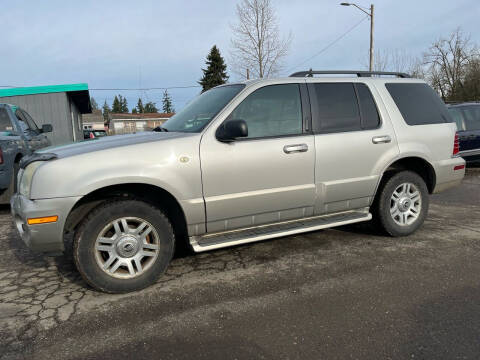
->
[340,3,374,72]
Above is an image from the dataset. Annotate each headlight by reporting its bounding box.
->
[19,162,43,198]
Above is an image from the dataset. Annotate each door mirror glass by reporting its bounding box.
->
[41,124,53,133]
[216,119,248,141]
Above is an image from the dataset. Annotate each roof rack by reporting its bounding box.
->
[289,70,411,78]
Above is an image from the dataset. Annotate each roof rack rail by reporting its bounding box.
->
[289,70,411,78]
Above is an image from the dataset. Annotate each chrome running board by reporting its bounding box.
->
[189,210,372,252]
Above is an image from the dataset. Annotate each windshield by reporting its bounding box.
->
[162,84,245,132]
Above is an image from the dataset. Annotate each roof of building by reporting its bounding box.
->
[110,112,175,120]
[0,83,91,113]
[83,110,104,124]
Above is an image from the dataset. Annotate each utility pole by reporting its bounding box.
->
[341,3,375,71]
[369,4,374,72]
[246,68,250,80]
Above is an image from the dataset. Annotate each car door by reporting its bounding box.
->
[307,80,399,215]
[200,83,316,233]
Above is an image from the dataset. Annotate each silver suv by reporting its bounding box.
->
[11,70,465,293]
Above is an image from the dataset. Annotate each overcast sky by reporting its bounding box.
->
[1,0,479,111]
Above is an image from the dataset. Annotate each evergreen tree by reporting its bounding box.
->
[144,101,158,113]
[132,108,138,114]
[120,96,129,113]
[102,100,111,123]
[162,90,174,113]
[112,95,122,112]
[198,45,228,92]
[90,97,99,110]
[136,98,145,113]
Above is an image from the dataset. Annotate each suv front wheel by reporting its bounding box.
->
[373,171,429,237]
[73,199,175,293]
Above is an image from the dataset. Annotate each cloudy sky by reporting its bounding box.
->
[1,0,479,111]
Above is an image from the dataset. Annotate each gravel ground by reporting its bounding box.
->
[0,168,479,360]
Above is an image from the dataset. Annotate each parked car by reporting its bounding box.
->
[11,70,465,293]
[83,129,107,140]
[447,102,480,163]
[0,104,52,203]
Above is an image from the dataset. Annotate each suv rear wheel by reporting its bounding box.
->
[373,171,429,237]
[73,199,175,293]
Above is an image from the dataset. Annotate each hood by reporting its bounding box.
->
[38,131,194,159]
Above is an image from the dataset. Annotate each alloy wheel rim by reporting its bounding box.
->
[94,217,160,279]
[390,182,422,226]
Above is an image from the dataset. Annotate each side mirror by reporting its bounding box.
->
[216,119,248,142]
[41,124,53,133]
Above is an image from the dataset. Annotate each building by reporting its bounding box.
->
[0,83,91,145]
[109,112,174,135]
[83,109,105,131]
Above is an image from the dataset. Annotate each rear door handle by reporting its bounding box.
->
[372,135,392,144]
[283,143,308,154]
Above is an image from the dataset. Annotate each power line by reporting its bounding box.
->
[90,85,201,91]
[285,15,369,74]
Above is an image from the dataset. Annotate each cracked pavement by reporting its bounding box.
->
[1,168,480,359]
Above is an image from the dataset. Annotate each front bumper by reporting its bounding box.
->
[432,157,466,193]
[10,194,80,254]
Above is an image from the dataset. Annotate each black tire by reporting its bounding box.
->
[373,170,429,237]
[73,199,175,293]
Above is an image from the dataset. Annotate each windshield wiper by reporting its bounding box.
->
[153,126,168,132]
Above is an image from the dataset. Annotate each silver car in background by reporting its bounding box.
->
[11,70,465,293]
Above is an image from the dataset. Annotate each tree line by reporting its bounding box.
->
[91,89,175,121]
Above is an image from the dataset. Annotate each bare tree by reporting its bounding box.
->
[362,48,416,73]
[230,0,292,78]
[423,28,478,101]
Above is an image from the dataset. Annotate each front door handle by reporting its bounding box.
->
[372,135,392,144]
[284,143,308,154]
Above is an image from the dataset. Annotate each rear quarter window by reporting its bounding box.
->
[385,83,451,126]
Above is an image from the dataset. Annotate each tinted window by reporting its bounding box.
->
[163,84,245,133]
[386,83,451,125]
[461,106,480,131]
[228,84,302,138]
[0,108,13,132]
[313,83,361,133]
[447,107,466,131]
[357,83,380,129]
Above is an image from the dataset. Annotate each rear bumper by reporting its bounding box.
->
[432,157,466,193]
[10,194,80,254]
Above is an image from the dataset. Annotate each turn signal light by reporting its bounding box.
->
[27,216,58,225]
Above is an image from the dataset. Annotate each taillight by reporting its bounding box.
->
[453,132,459,156]
[0,148,3,164]
[90,132,95,139]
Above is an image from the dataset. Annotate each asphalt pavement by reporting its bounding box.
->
[1,168,479,360]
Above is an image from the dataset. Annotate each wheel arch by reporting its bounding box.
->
[63,183,190,255]
[374,156,436,199]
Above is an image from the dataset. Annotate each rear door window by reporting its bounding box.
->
[385,83,451,125]
[0,108,14,132]
[356,83,380,130]
[311,83,361,133]
[461,106,480,131]
[310,82,380,133]
[447,107,466,131]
